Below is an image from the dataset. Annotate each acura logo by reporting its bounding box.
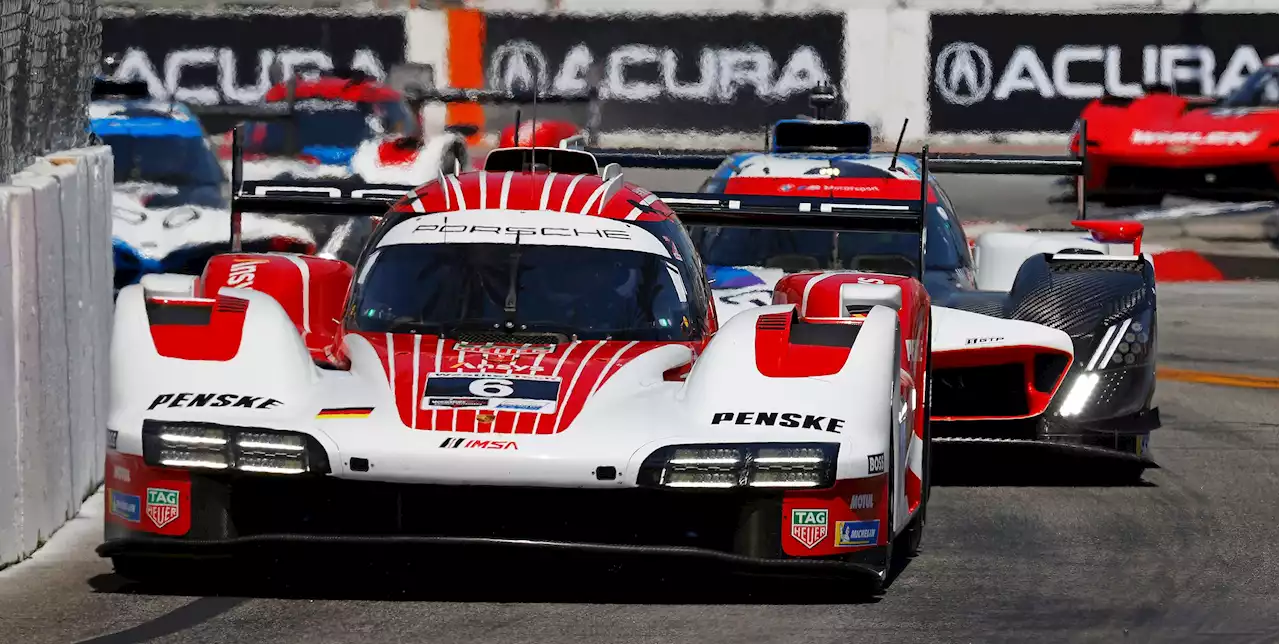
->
[934,42,992,106]
[488,40,548,92]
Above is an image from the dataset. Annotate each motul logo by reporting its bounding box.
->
[1130,129,1260,146]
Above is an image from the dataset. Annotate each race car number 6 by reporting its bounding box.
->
[468,378,514,397]
[857,277,884,284]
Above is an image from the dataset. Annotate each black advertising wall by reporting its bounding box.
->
[101,13,407,116]
[928,12,1279,133]
[481,12,845,133]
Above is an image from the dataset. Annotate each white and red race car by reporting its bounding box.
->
[101,141,935,591]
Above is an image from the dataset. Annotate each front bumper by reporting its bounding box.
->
[100,456,890,581]
[934,406,1159,464]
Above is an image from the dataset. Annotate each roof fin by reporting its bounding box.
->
[597,174,624,215]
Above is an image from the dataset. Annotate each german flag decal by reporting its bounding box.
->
[316,407,374,419]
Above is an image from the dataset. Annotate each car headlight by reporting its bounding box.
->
[638,443,838,490]
[141,421,330,475]
[1059,310,1156,418]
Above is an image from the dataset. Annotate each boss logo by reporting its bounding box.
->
[867,453,886,475]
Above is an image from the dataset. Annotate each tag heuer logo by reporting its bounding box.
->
[145,488,180,529]
[790,508,829,549]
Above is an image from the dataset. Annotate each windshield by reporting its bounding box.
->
[103,134,224,186]
[1222,66,1279,108]
[690,204,962,275]
[244,99,414,152]
[350,243,700,342]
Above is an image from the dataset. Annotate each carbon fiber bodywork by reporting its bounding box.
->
[99,473,885,582]
[935,252,1159,462]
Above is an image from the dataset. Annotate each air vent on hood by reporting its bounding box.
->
[452,330,567,345]
[216,297,249,313]
[756,314,790,331]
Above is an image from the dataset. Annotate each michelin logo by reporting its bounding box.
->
[835,520,879,547]
[110,491,141,523]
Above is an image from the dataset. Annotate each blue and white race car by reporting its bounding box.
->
[90,79,315,292]
[589,113,1162,472]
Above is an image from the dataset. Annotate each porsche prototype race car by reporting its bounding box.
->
[100,137,933,590]
[89,78,316,293]
[589,117,1160,468]
[1067,54,1279,206]
[209,65,596,185]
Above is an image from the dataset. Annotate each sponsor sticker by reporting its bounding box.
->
[439,437,518,450]
[112,465,131,484]
[148,393,283,410]
[849,493,875,510]
[426,397,489,408]
[225,258,270,289]
[110,491,141,523]
[145,488,181,529]
[421,373,561,414]
[835,520,880,547]
[1129,129,1260,146]
[711,412,845,433]
[107,430,118,450]
[965,336,1004,345]
[868,453,886,475]
[790,508,829,549]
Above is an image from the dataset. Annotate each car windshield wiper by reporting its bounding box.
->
[503,235,524,328]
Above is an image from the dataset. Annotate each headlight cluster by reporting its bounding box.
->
[1086,314,1154,372]
[141,421,330,475]
[639,443,838,490]
[1060,310,1157,418]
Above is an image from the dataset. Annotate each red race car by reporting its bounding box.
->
[1069,55,1278,207]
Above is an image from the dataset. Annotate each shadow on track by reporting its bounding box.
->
[87,547,895,605]
[931,441,1156,488]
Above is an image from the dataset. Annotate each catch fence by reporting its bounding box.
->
[0,0,101,181]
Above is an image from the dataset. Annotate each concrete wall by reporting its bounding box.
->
[0,147,113,569]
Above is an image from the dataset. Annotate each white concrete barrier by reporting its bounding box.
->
[0,146,113,569]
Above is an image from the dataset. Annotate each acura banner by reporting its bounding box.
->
[480,12,845,133]
[928,12,1279,133]
[101,13,407,107]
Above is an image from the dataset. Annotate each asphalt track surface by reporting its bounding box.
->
[0,175,1277,644]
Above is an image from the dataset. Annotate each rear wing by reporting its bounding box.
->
[590,120,1092,219]
[188,66,600,147]
[226,125,928,276]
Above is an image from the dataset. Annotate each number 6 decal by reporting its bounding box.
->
[469,378,515,397]
[857,277,885,284]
